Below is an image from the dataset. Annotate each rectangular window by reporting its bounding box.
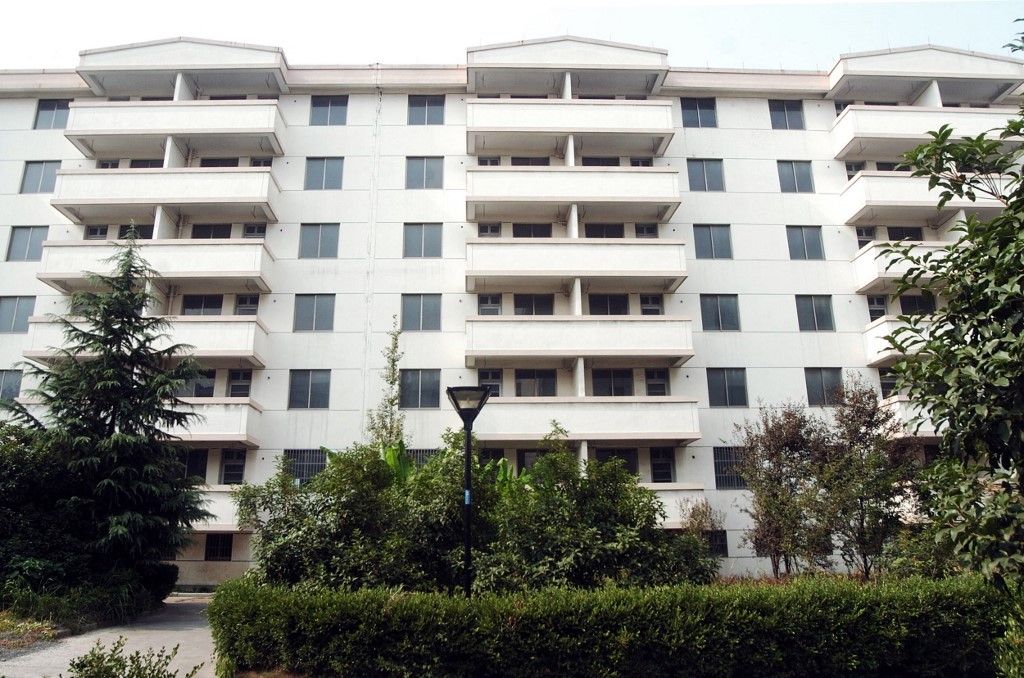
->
[204,534,233,562]
[769,100,805,130]
[650,447,675,483]
[846,162,866,180]
[85,225,109,240]
[693,224,732,259]
[6,226,47,261]
[517,449,547,472]
[199,158,239,168]
[700,294,740,331]
[630,157,653,167]
[118,224,153,239]
[868,295,888,321]
[778,161,814,193]
[478,156,500,166]
[588,294,629,315]
[288,369,331,409]
[477,294,501,315]
[512,223,551,238]
[234,294,259,316]
[298,223,339,258]
[510,157,550,166]
[243,223,267,239]
[879,368,898,399]
[179,370,216,398]
[0,296,35,333]
[20,161,60,193]
[687,159,724,191]
[795,295,835,331]
[478,368,502,397]
[705,530,729,557]
[835,100,852,115]
[513,294,553,316]
[681,97,717,128]
[227,369,252,398]
[887,226,924,241]
[293,294,335,331]
[406,156,443,189]
[399,369,441,408]
[0,370,22,402]
[806,368,843,407]
[640,294,663,316]
[593,368,634,396]
[403,223,442,258]
[304,157,343,190]
[480,448,505,464]
[584,223,625,238]
[714,446,747,489]
[401,294,441,331]
[478,223,501,237]
[635,223,658,238]
[310,95,348,126]
[899,293,936,315]
[34,99,70,129]
[129,159,163,168]
[595,448,639,475]
[581,157,620,167]
[182,294,223,316]
[707,368,748,407]
[250,157,272,168]
[876,161,909,172]
[408,95,444,125]
[786,225,824,260]
[408,448,441,466]
[856,226,876,249]
[285,449,328,485]
[219,449,246,485]
[183,449,208,482]
[514,369,556,397]
[96,159,119,170]
[191,224,232,239]
[645,368,670,396]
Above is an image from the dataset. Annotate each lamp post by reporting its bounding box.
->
[446,385,491,598]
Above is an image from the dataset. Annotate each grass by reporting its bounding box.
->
[0,610,58,652]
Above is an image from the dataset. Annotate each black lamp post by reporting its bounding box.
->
[446,385,491,598]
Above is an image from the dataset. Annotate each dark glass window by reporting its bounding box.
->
[401,294,441,331]
[294,294,335,331]
[517,449,547,472]
[650,447,675,482]
[234,294,259,316]
[85,225,109,240]
[408,95,444,125]
[687,159,724,191]
[593,369,634,396]
[805,368,843,407]
[20,161,60,193]
[478,223,501,237]
[899,293,936,315]
[243,223,266,238]
[0,296,35,333]
[510,157,550,166]
[477,294,501,315]
[0,370,23,402]
[118,224,153,239]
[34,99,70,129]
[403,223,442,257]
[786,225,824,260]
[219,449,246,485]
[640,294,663,316]
[179,369,216,398]
[700,294,740,331]
[769,100,804,130]
[182,449,208,482]
[513,294,553,316]
[406,156,443,189]
[795,295,835,331]
[681,97,717,128]
[199,157,239,168]
[778,161,814,193]
[182,294,223,316]
[645,368,670,396]
[310,95,348,125]
[304,157,344,190]
[714,447,747,489]
[846,162,866,180]
[581,157,619,167]
[6,226,47,261]
[635,223,658,238]
[477,156,500,166]
[868,295,888,322]
[595,448,639,474]
[399,369,441,408]
[512,223,551,238]
[129,159,163,168]
[478,368,502,397]
[288,369,331,409]
[204,534,233,562]
[514,369,556,397]
[285,449,328,485]
[192,224,232,238]
[705,530,729,557]
[879,368,899,399]
[707,368,748,407]
[630,157,654,167]
[227,369,252,398]
[584,223,625,238]
[298,223,339,258]
[856,226,876,249]
[588,294,629,315]
[693,224,732,259]
[887,226,924,241]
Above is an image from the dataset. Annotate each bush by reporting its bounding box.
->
[63,636,202,677]
[137,562,179,604]
[209,576,1005,677]
[1,572,155,632]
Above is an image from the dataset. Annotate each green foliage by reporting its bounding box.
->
[63,636,201,678]
[209,576,1005,678]
[1,575,154,632]
[997,599,1024,677]
[879,522,961,580]
[365,317,404,451]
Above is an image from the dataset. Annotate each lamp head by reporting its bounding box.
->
[446,385,491,426]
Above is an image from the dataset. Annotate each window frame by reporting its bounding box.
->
[777,160,815,193]
[805,367,844,407]
[20,161,60,194]
[399,369,441,409]
[681,97,717,128]
[293,293,335,332]
[644,368,670,396]
[204,534,233,562]
[0,369,22,402]
[713,446,748,489]
[768,99,805,130]
[309,95,348,126]
[405,156,444,189]
[400,293,442,331]
[686,158,725,192]
[407,94,445,125]
[285,449,328,485]
[6,226,47,262]
[288,369,331,409]
[700,294,740,331]
[0,296,35,333]
[219,448,247,485]
[514,368,557,397]
[402,223,442,258]
[693,224,732,259]
[592,368,635,397]
[795,295,835,332]
[303,157,344,190]
[707,368,748,407]
[298,223,339,259]
[786,225,824,260]
[34,99,70,130]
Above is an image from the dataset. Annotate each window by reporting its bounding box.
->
[227,369,252,397]
[887,226,924,241]
[219,449,246,485]
[288,369,331,409]
[693,224,732,259]
[204,534,233,562]
[85,225,109,241]
[879,368,898,399]
[705,530,729,557]
[182,449,208,481]
[399,369,440,408]
[635,223,658,238]
[681,97,717,128]
[786,225,824,260]
[478,223,501,237]
[876,161,909,172]
[199,157,239,168]
[299,223,339,258]
[595,448,639,475]
[687,159,724,191]
[630,157,653,167]
[480,448,505,464]
[769,100,804,130]
[243,223,266,238]
[778,161,814,193]
[515,369,556,397]
[513,294,553,316]
[310,95,348,125]
[118,224,153,239]
[856,226,876,249]
[640,294,663,316]
[408,95,444,125]
[401,294,441,331]
[34,99,70,129]
[581,157,619,167]
[517,449,547,472]
[650,447,675,483]
[645,368,670,396]
[304,157,343,190]
[846,162,865,180]
[406,156,443,189]
[191,224,231,239]
[250,157,272,168]
[588,294,629,315]
[584,223,624,238]
[20,161,60,193]
[477,294,501,315]
[182,294,223,316]
[285,449,327,485]
[0,296,34,333]
[834,100,852,115]
[6,226,47,261]
[593,369,634,396]
[795,295,835,331]
[868,295,888,321]
[806,368,843,407]
[510,157,549,166]
[0,370,22,402]
[714,446,747,489]
[293,294,335,331]
[478,156,500,166]
[512,223,551,238]
[179,370,215,398]
[707,368,748,407]
[700,294,740,331]
[129,159,163,168]
[403,223,442,258]
[479,368,502,396]
[899,293,936,316]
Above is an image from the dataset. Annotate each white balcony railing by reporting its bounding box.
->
[863,315,932,368]
[882,396,939,440]
[839,171,1002,225]
[169,397,263,448]
[852,240,945,293]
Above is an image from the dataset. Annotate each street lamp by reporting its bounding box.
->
[446,385,491,598]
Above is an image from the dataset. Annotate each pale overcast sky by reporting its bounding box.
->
[1,0,1019,71]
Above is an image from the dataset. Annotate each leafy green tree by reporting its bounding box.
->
[365,317,404,451]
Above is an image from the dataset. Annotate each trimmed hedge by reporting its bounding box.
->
[209,576,1006,677]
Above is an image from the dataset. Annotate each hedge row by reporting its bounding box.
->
[209,577,1005,677]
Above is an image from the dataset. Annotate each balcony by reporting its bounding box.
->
[24,316,269,368]
[833,105,1017,161]
[37,239,274,293]
[168,398,263,448]
[473,396,701,445]
[863,316,932,368]
[465,166,680,222]
[852,240,944,293]
[839,171,1002,225]
[465,315,693,367]
[466,98,674,156]
[882,396,939,441]
[51,167,279,224]
[465,238,686,292]
[65,100,285,158]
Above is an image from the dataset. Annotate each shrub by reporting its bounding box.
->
[63,636,202,677]
[209,576,1005,677]
[137,562,179,604]
[1,571,155,632]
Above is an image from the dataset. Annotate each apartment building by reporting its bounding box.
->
[0,36,1020,585]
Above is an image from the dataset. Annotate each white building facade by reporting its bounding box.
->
[0,36,1020,586]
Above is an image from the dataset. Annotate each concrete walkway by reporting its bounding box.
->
[0,595,215,678]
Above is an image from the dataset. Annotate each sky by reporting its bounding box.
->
[1,0,1019,71]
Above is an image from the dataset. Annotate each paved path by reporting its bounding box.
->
[0,595,215,678]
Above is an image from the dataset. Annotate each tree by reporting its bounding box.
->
[365,317,404,451]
